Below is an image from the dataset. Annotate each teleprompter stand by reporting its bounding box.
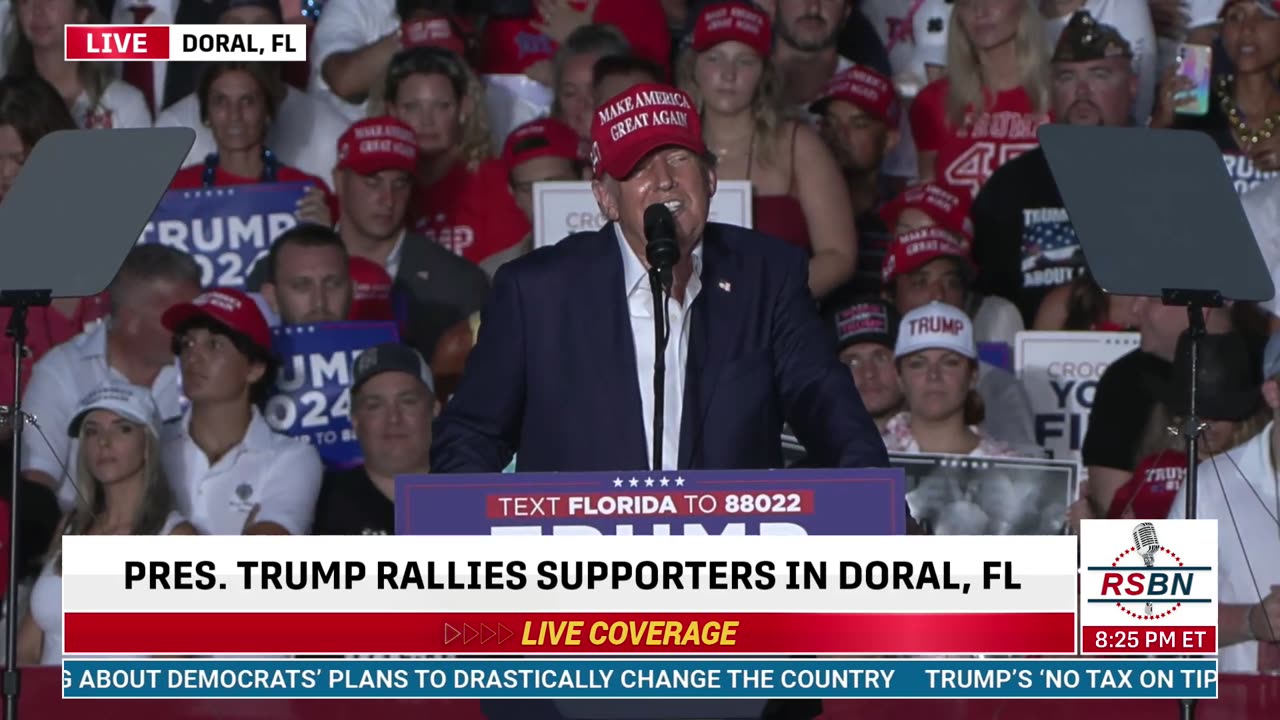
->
[1039,125,1274,720]
[0,127,193,720]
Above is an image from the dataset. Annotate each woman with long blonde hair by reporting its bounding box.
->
[909,0,1051,200]
[16,385,193,666]
[9,0,150,128]
[678,2,857,299]
[380,47,530,274]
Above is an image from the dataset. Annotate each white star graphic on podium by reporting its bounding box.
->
[613,478,623,488]
[645,478,654,487]
[629,478,639,488]
[675,476,685,487]
[660,477,670,487]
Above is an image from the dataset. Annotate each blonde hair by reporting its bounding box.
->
[373,47,493,168]
[51,422,172,574]
[676,46,788,167]
[944,0,1050,127]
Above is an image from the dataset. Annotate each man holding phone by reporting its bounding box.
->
[970,11,1138,326]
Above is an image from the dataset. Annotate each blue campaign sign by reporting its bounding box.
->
[978,342,1013,373]
[264,321,399,468]
[137,182,309,288]
[395,468,906,535]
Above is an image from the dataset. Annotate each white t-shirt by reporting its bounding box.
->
[155,86,349,181]
[1169,423,1280,674]
[21,323,186,510]
[73,80,152,129]
[161,408,323,535]
[1044,0,1159,126]
[309,0,398,122]
[1243,178,1280,317]
[860,0,920,78]
[30,510,187,666]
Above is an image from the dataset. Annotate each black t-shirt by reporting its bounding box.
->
[313,466,395,535]
[969,147,1087,327]
[1081,349,1173,472]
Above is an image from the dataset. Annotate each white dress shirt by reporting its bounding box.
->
[110,0,176,117]
[21,322,185,510]
[616,226,702,471]
[1169,422,1280,674]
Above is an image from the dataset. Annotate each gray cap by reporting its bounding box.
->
[351,343,435,395]
[1265,331,1280,379]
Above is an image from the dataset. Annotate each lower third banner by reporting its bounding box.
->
[137,182,309,288]
[264,321,399,467]
[394,469,906,535]
[60,659,1218,699]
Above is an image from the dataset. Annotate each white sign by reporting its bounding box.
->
[532,180,753,248]
[1014,331,1139,462]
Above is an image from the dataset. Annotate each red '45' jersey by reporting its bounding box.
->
[910,78,1050,201]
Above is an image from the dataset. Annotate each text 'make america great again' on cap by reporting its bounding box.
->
[598,89,694,142]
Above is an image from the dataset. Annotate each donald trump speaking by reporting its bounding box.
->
[431,83,887,473]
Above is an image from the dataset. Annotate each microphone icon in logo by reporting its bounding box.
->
[1132,522,1160,616]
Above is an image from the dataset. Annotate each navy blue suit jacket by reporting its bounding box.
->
[430,222,888,473]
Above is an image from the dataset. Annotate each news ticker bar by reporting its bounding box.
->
[61,659,1219,700]
[62,612,1076,655]
[65,25,306,62]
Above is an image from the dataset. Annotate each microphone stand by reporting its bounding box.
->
[1162,288,1220,720]
[2,289,49,720]
[648,268,671,471]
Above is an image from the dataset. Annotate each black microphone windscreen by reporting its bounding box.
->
[643,203,676,242]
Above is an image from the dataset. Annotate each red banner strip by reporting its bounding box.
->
[65,611,1076,655]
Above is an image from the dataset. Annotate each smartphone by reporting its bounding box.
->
[1174,43,1212,116]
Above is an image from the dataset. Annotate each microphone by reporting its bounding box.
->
[643,203,680,292]
[1133,522,1160,616]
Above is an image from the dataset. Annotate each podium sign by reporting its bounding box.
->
[395,468,905,535]
[532,180,754,248]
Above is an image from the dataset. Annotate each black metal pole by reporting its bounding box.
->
[3,302,27,720]
[1179,303,1207,720]
[649,269,669,472]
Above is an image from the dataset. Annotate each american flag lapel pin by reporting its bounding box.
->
[717,280,731,292]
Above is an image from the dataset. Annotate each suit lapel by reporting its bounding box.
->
[678,226,742,468]
[588,225,649,470]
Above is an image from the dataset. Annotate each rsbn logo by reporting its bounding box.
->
[1090,522,1211,621]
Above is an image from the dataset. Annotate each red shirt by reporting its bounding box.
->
[1107,449,1186,520]
[479,0,671,75]
[412,158,530,266]
[0,296,110,407]
[910,79,1050,201]
[169,162,339,221]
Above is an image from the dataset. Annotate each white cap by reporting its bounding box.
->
[895,0,952,98]
[894,302,977,360]
[1187,0,1225,28]
[67,384,160,438]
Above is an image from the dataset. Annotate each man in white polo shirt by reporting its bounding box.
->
[21,245,201,509]
[160,288,323,535]
[1170,330,1280,673]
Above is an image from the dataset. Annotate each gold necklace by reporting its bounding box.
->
[1216,75,1280,149]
